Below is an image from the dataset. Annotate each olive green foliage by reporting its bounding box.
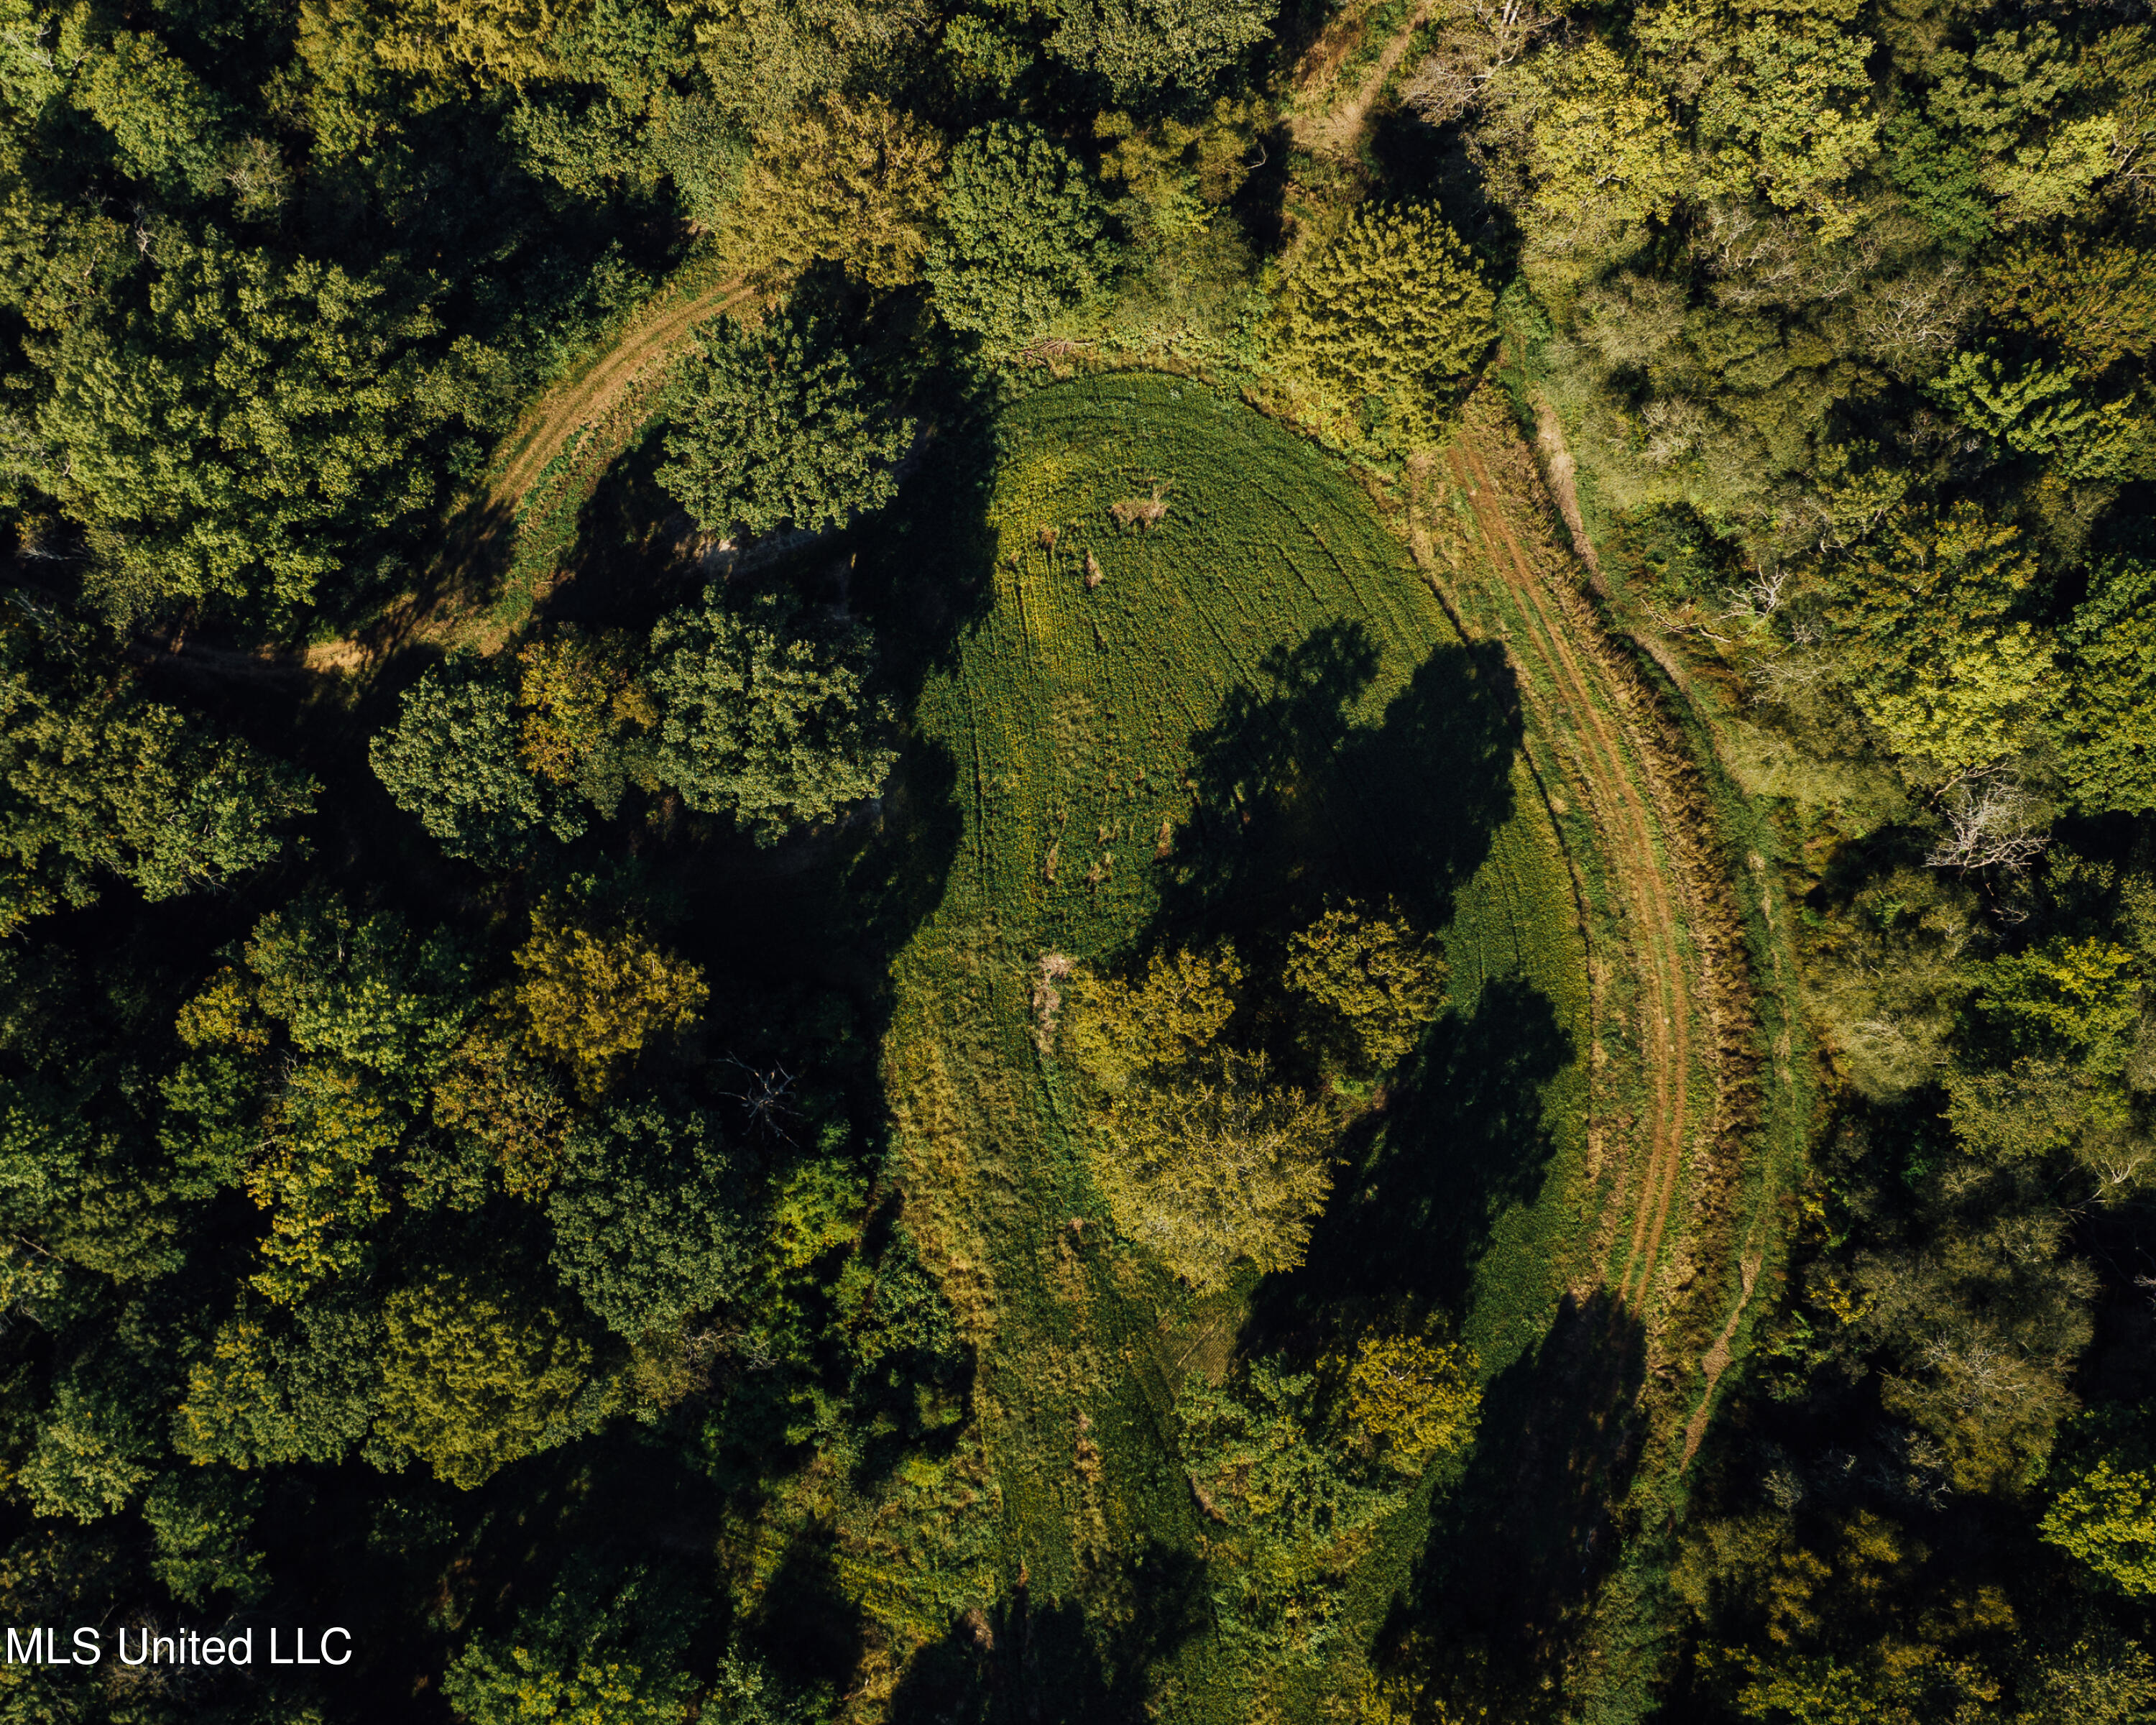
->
[1048,0,1277,93]
[1066,944,1336,1291]
[2058,560,2156,814]
[512,908,708,1099]
[370,653,579,864]
[36,236,446,625]
[1340,1331,1480,1474]
[721,93,946,288]
[1064,943,1240,1091]
[655,311,914,538]
[517,627,658,819]
[1273,204,1493,443]
[0,629,315,932]
[544,1098,754,1338]
[923,121,1116,354]
[1090,1046,1337,1292]
[1284,901,1447,1072]
[443,1558,699,1725]
[374,1267,612,1489]
[1176,1363,1409,1665]
[646,588,895,844]
[1821,502,2051,782]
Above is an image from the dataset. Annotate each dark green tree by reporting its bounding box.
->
[655,311,914,538]
[370,653,581,865]
[646,589,894,845]
[545,1098,756,1339]
[0,626,315,933]
[923,121,1116,354]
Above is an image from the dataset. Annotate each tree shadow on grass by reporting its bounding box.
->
[886,1541,1210,1725]
[1398,1288,1649,1692]
[1253,972,1575,1346]
[1150,620,1521,962]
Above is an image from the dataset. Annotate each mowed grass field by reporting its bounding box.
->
[852,375,1595,1719]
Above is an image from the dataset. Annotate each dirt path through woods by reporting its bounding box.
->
[492,275,755,508]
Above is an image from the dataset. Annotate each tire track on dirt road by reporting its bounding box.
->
[492,275,756,510]
[1446,433,1717,1317]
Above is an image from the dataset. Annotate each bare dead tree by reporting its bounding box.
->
[718,1058,800,1146]
[1925,776,2051,874]
[1399,0,1553,124]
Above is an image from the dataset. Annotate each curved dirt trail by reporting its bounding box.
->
[492,275,755,508]
[1448,440,1710,1310]
[1292,0,1435,156]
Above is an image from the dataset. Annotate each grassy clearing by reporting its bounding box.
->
[844,374,1595,1719]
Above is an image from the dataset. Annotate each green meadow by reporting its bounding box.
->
[852,374,1597,1717]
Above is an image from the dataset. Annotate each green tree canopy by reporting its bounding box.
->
[2058,559,2156,814]
[1047,0,1277,94]
[923,121,1116,354]
[373,1266,614,1489]
[646,589,895,845]
[1273,203,1493,441]
[545,1098,755,1339]
[370,652,580,865]
[0,628,315,934]
[1284,901,1447,1073]
[656,310,913,540]
[35,235,446,624]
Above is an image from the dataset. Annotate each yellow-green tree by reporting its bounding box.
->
[516,627,656,820]
[1091,1048,1335,1292]
[244,1065,398,1305]
[513,911,707,1099]
[1340,1332,1480,1474]
[720,93,945,289]
[374,1270,609,1489]
[1826,502,2057,783]
[1064,943,1241,1091]
[1284,902,1447,1073]
[2042,1430,2156,1596]
[1273,203,1493,445]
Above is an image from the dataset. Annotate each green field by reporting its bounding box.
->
[833,375,1598,1718]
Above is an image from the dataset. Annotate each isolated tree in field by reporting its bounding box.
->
[923,121,1116,353]
[657,313,913,539]
[722,93,946,289]
[374,1268,609,1489]
[1275,203,1494,436]
[646,589,895,844]
[1091,1047,1335,1292]
[371,653,577,864]
[513,909,706,1099]
[1065,943,1242,1090]
[1285,901,1447,1072]
[1049,0,1277,93]
[0,631,315,933]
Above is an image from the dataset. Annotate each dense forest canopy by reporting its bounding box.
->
[0,0,2152,1711]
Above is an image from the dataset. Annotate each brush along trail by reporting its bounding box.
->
[1431,392,1762,1447]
